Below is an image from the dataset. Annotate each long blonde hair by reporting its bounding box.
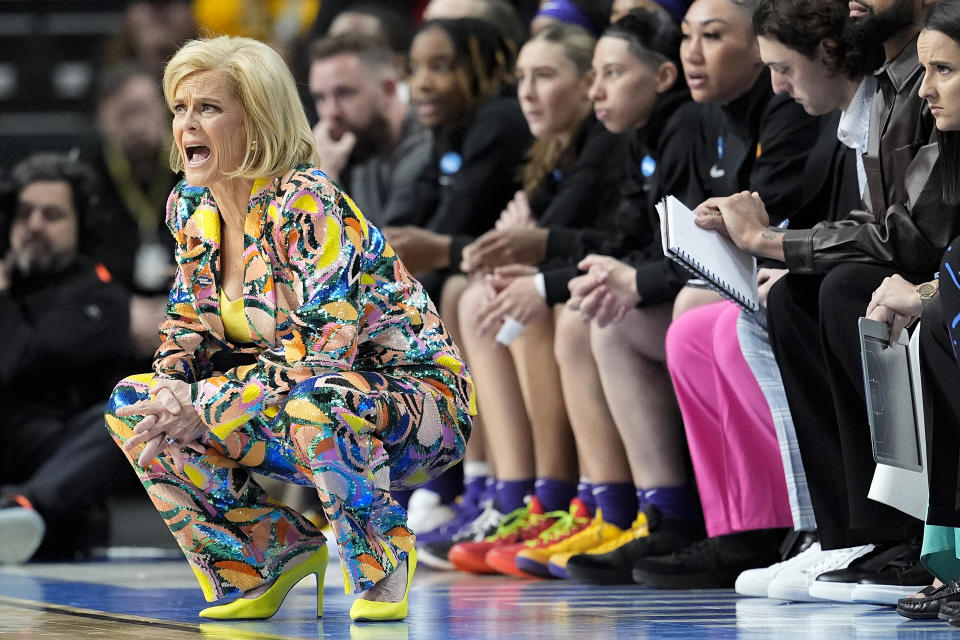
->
[520,23,596,193]
[163,36,318,179]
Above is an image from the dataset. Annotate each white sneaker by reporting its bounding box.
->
[406,488,456,534]
[766,544,875,602]
[735,542,823,597]
[0,506,45,565]
[851,581,931,605]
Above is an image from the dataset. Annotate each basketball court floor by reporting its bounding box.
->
[0,539,954,640]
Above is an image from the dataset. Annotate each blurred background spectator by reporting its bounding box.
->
[0,153,135,564]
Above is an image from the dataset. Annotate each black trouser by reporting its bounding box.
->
[1,402,131,553]
[767,263,923,549]
[923,239,960,526]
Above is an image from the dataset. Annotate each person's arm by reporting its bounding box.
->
[782,143,956,275]
[152,186,215,383]
[187,181,364,439]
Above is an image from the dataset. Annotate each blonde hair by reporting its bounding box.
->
[163,35,318,179]
[520,23,596,194]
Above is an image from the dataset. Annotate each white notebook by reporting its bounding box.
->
[656,195,759,312]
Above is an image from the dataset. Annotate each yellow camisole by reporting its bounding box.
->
[219,288,252,343]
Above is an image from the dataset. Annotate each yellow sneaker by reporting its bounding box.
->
[564,512,657,583]
[549,512,648,579]
[516,509,624,578]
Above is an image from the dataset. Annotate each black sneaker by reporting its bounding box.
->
[565,505,704,584]
[631,528,785,589]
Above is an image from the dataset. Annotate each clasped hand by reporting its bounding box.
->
[865,274,923,344]
[566,255,639,327]
[460,227,549,274]
[116,378,207,471]
[475,265,546,337]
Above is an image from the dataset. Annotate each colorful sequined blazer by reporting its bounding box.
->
[154,166,475,439]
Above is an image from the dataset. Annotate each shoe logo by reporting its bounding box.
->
[709,164,726,179]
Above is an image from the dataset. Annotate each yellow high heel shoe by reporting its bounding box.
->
[349,547,417,622]
[199,546,329,620]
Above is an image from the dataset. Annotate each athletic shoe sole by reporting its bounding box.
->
[416,545,454,570]
[0,508,45,565]
[514,556,554,578]
[808,579,857,602]
[852,583,932,605]
[734,572,776,598]
[632,568,740,590]
[565,561,635,585]
[766,579,826,602]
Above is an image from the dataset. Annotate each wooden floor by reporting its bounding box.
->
[0,541,955,639]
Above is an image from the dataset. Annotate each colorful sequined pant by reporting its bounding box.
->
[105,368,470,599]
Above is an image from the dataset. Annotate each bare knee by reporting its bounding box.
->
[672,286,725,320]
[553,305,592,367]
[439,274,469,344]
[457,278,489,346]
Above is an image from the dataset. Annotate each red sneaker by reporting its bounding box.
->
[448,496,560,574]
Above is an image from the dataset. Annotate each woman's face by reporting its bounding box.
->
[516,40,592,139]
[409,28,470,129]
[589,35,669,133]
[918,29,960,132]
[171,69,247,188]
[680,0,762,104]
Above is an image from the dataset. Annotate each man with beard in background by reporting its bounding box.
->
[0,153,133,564]
[308,33,431,227]
[701,0,955,602]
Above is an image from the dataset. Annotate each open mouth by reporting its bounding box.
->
[185,145,211,167]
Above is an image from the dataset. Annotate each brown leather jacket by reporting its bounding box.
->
[782,35,960,276]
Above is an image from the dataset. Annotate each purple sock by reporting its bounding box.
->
[534,477,577,512]
[422,464,464,504]
[393,489,412,510]
[495,479,535,513]
[463,476,489,508]
[591,483,637,529]
[637,486,699,522]
[577,479,596,515]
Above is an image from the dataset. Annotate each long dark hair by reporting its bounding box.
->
[924,0,960,203]
[414,18,513,115]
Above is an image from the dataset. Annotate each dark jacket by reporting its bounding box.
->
[396,97,532,268]
[0,258,132,417]
[86,143,179,296]
[540,88,694,305]
[527,113,626,229]
[540,71,821,306]
[794,109,861,228]
[682,71,821,224]
[782,36,960,275]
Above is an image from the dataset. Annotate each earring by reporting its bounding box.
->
[250,140,258,151]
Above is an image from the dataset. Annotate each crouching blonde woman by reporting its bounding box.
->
[104,35,474,623]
